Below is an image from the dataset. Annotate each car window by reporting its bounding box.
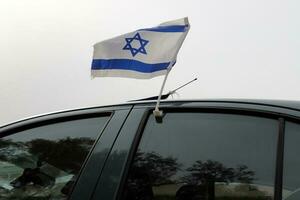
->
[0,116,109,200]
[282,121,300,200]
[122,112,278,200]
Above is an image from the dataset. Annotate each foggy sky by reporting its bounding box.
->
[0,0,299,125]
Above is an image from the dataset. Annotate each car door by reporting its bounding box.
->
[0,105,132,200]
[91,103,292,200]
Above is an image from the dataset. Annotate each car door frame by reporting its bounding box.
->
[0,105,133,200]
[91,101,300,200]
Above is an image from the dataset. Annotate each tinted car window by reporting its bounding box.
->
[283,121,300,200]
[0,116,109,200]
[122,112,278,200]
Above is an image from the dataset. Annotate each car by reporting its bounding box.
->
[0,99,300,200]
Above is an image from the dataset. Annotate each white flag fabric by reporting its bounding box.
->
[91,17,190,79]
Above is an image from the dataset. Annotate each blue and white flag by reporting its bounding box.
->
[91,17,190,79]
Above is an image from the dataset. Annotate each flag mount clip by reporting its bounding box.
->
[153,74,198,118]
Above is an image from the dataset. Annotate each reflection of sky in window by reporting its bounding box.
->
[4,117,109,142]
[139,113,277,187]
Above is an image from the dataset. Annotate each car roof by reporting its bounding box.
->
[129,99,300,111]
[2,99,300,129]
[15,99,300,118]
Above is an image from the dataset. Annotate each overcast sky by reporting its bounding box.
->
[0,0,299,125]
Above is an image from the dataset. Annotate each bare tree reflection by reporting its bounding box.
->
[125,150,181,200]
[123,151,263,200]
[179,160,256,200]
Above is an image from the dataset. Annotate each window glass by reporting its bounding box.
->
[0,116,109,200]
[283,121,300,200]
[123,113,278,200]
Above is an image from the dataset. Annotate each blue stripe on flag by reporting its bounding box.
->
[138,25,188,32]
[92,59,170,73]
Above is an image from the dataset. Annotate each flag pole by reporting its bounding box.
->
[153,69,171,117]
[152,18,189,117]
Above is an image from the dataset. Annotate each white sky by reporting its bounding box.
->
[0,0,299,126]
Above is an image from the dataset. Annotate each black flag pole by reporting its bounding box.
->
[131,77,197,101]
[168,77,197,96]
[153,75,197,117]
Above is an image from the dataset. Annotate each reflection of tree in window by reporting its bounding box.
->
[0,137,95,198]
[180,160,257,200]
[0,137,94,173]
[124,150,181,200]
[28,137,94,173]
[124,152,271,200]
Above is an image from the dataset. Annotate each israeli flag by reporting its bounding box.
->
[91,17,190,79]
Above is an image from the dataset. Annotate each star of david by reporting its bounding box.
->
[123,32,149,57]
